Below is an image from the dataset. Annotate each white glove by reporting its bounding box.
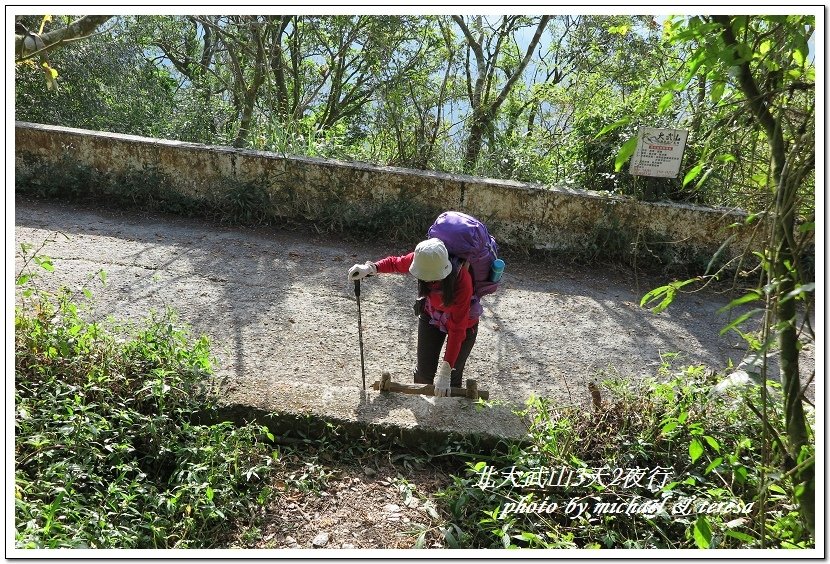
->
[348,261,377,281]
[434,361,452,397]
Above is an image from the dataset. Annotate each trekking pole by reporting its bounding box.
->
[354,280,366,391]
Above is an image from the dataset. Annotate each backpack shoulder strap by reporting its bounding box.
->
[449,255,469,272]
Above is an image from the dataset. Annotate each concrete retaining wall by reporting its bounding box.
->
[15,122,757,263]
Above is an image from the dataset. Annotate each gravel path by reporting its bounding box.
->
[13,197,814,407]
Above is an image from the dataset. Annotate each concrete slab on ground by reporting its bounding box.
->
[216,379,528,451]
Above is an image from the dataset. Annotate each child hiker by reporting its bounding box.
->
[348,237,479,397]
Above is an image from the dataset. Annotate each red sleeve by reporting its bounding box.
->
[443,268,473,367]
[374,252,414,274]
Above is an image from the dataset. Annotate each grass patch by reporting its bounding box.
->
[308,197,441,243]
[431,360,815,549]
[14,245,276,549]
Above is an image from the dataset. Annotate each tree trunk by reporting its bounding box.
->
[269,16,293,120]
[773,172,815,539]
[714,14,814,538]
[456,15,551,173]
[228,17,267,148]
[463,107,489,172]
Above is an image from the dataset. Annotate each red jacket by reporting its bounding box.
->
[374,252,476,368]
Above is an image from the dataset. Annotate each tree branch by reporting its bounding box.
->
[490,15,551,114]
[15,15,114,61]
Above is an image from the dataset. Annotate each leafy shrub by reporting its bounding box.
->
[435,360,814,549]
[14,246,276,548]
[217,179,275,226]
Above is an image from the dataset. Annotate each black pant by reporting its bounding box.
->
[413,313,478,388]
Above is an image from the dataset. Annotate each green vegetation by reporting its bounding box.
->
[14,243,814,549]
[15,244,275,548]
[633,15,816,534]
[13,11,815,549]
[13,14,815,212]
[436,359,814,549]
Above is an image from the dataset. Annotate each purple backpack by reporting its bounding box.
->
[427,211,501,301]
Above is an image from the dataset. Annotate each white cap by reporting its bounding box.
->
[409,238,452,282]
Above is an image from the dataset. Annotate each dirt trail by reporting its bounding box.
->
[13,197,814,407]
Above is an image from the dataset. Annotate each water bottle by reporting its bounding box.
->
[490,258,505,282]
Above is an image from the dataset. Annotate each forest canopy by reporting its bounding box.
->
[15,13,815,213]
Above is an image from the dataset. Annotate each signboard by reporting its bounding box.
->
[629,127,688,178]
